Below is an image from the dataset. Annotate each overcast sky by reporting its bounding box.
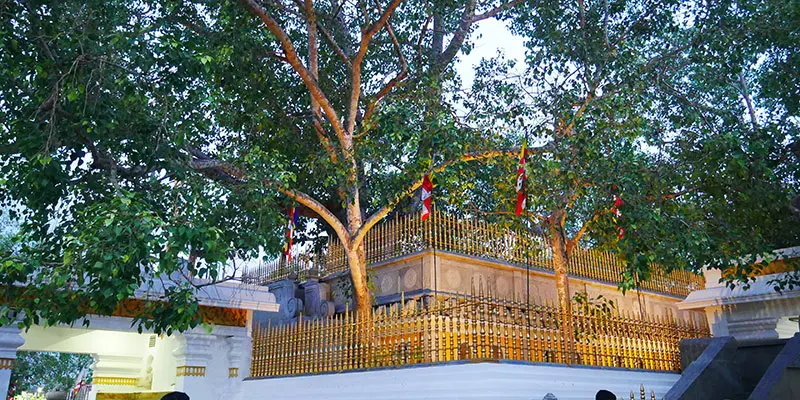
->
[455,19,527,91]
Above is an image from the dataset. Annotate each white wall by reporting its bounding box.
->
[20,325,150,357]
[239,362,679,400]
[18,318,252,400]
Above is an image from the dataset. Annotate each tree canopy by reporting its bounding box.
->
[10,351,93,393]
[0,0,797,333]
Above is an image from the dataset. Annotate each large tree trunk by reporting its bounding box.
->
[547,212,576,364]
[347,243,371,317]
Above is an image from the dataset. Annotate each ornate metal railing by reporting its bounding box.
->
[243,208,705,297]
[250,292,709,377]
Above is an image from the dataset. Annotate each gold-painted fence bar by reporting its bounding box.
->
[250,292,709,378]
[243,208,705,297]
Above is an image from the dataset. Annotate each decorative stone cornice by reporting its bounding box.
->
[135,278,278,312]
[173,333,216,367]
[0,326,25,359]
[226,336,249,366]
[679,272,800,310]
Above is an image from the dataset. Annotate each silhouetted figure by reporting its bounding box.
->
[596,390,616,400]
[161,392,190,400]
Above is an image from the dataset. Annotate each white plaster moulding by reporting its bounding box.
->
[678,272,800,310]
[133,278,279,312]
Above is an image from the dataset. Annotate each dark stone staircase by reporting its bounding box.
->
[665,334,800,399]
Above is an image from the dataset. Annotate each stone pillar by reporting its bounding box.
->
[173,333,215,400]
[0,326,25,396]
[225,336,249,394]
[86,355,100,400]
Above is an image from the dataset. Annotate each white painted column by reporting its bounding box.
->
[225,336,250,399]
[172,333,215,400]
[0,326,25,396]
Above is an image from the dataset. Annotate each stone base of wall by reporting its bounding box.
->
[241,361,679,400]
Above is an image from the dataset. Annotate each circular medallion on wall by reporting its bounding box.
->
[496,276,510,297]
[403,269,418,289]
[445,269,461,290]
[380,275,394,294]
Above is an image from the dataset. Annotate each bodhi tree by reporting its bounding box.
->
[0,0,528,330]
[1,0,796,335]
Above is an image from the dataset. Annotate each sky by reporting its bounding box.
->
[455,19,527,91]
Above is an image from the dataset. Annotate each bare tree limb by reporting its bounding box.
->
[346,0,403,136]
[644,188,696,201]
[240,0,349,146]
[316,22,353,68]
[568,208,614,254]
[362,5,408,124]
[472,0,525,23]
[436,1,477,71]
[277,185,352,251]
[186,146,352,249]
[738,72,759,133]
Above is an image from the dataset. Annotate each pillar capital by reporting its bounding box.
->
[173,332,216,367]
[0,326,24,361]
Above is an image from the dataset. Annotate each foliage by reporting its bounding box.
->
[572,291,617,343]
[10,352,93,392]
[0,0,516,329]
[572,291,616,318]
[461,0,799,291]
[13,392,45,400]
[336,271,378,305]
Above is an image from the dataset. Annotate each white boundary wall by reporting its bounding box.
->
[240,362,679,400]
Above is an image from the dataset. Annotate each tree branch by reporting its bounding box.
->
[240,0,349,146]
[346,0,403,136]
[644,188,696,201]
[568,208,614,253]
[276,185,351,251]
[436,1,476,71]
[186,146,352,249]
[472,0,525,23]
[362,6,408,124]
[738,72,759,133]
[316,21,353,68]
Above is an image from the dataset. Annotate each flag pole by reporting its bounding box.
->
[524,134,531,330]
[432,202,438,298]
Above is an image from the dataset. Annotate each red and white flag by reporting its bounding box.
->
[421,174,433,221]
[515,142,528,216]
[284,207,299,261]
[611,184,625,239]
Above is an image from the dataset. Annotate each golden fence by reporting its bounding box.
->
[250,291,709,378]
[243,209,705,298]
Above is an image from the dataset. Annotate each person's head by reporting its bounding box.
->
[596,390,616,400]
[161,392,190,400]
